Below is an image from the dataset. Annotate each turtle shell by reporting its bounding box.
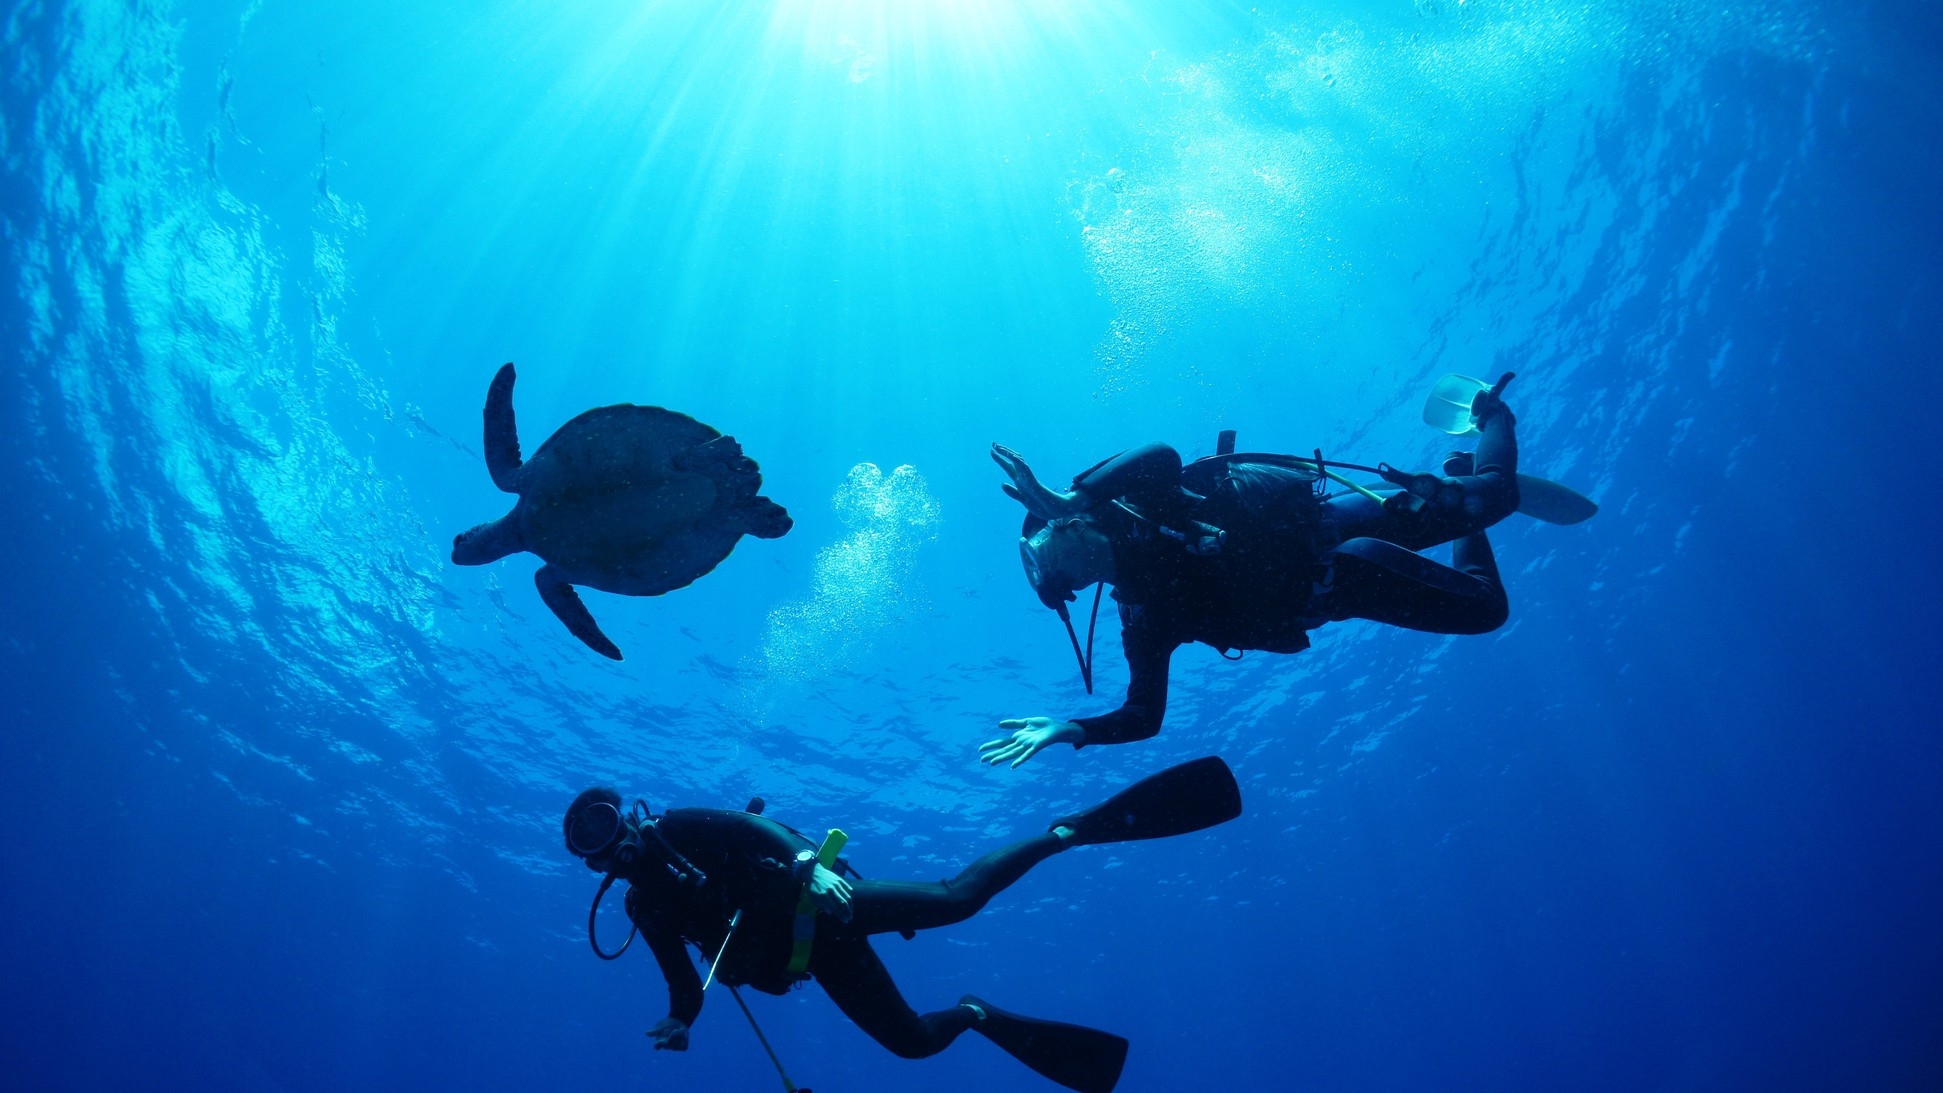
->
[515,404,765,594]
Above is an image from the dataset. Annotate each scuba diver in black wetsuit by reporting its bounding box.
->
[563,757,1242,1093]
[981,374,1523,769]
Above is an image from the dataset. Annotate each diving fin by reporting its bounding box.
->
[1422,373,1493,437]
[960,995,1128,1093]
[1052,756,1242,847]
[1511,473,1598,525]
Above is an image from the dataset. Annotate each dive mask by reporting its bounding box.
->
[1019,516,1079,611]
[1019,514,1102,694]
[568,799,650,868]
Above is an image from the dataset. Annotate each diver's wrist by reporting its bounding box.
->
[791,849,818,885]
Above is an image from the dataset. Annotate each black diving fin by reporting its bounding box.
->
[1510,473,1598,525]
[960,995,1128,1093]
[1355,473,1598,526]
[1052,756,1243,847]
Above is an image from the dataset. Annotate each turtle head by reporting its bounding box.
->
[452,512,524,565]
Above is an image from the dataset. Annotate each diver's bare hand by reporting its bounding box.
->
[980,717,1085,769]
[992,445,1084,520]
[647,1018,690,1051]
[807,863,854,922]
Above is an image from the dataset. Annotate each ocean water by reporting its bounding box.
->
[3,0,1940,1090]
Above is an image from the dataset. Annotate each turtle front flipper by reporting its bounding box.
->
[535,565,622,660]
[485,362,524,493]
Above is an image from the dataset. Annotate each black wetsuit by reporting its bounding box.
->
[1067,408,1519,746]
[621,808,1066,1059]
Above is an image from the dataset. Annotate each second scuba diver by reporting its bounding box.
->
[563,757,1243,1093]
[983,374,1523,768]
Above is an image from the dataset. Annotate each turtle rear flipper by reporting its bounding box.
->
[485,362,524,492]
[536,566,622,660]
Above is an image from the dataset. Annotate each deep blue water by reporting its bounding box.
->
[4,1,1941,1090]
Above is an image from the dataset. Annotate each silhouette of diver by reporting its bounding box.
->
[564,757,1242,1092]
[984,375,1520,768]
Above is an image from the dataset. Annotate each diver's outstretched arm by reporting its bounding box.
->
[982,622,1174,767]
[980,716,1085,768]
[1071,442,1185,510]
[641,924,703,1040]
[992,444,1087,519]
[995,441,1190,517]
[987,615,1175,765]
[1070,614,1174,747]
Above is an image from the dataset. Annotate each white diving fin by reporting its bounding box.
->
[1422,373,1493,436]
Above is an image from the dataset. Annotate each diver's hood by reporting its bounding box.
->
[1017,512,1104,694]
[1019,512,1081,612]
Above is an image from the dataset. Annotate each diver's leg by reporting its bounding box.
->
[1473,394,1519,481]
[811,934,979,1059]
[1322,404,1521,552]
[848,833,1066,937]
[1324,535,1509,634]
[1418,397,1520,541]
[1451,527,1503,593]
[1321,491,1394,545]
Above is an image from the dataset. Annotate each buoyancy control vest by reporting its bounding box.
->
[1110,437,1337,656]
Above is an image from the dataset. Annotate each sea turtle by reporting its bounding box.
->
[451,363,791,660]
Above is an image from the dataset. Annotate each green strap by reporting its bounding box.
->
[1319,466,1387,503]
[785,828,847,975]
